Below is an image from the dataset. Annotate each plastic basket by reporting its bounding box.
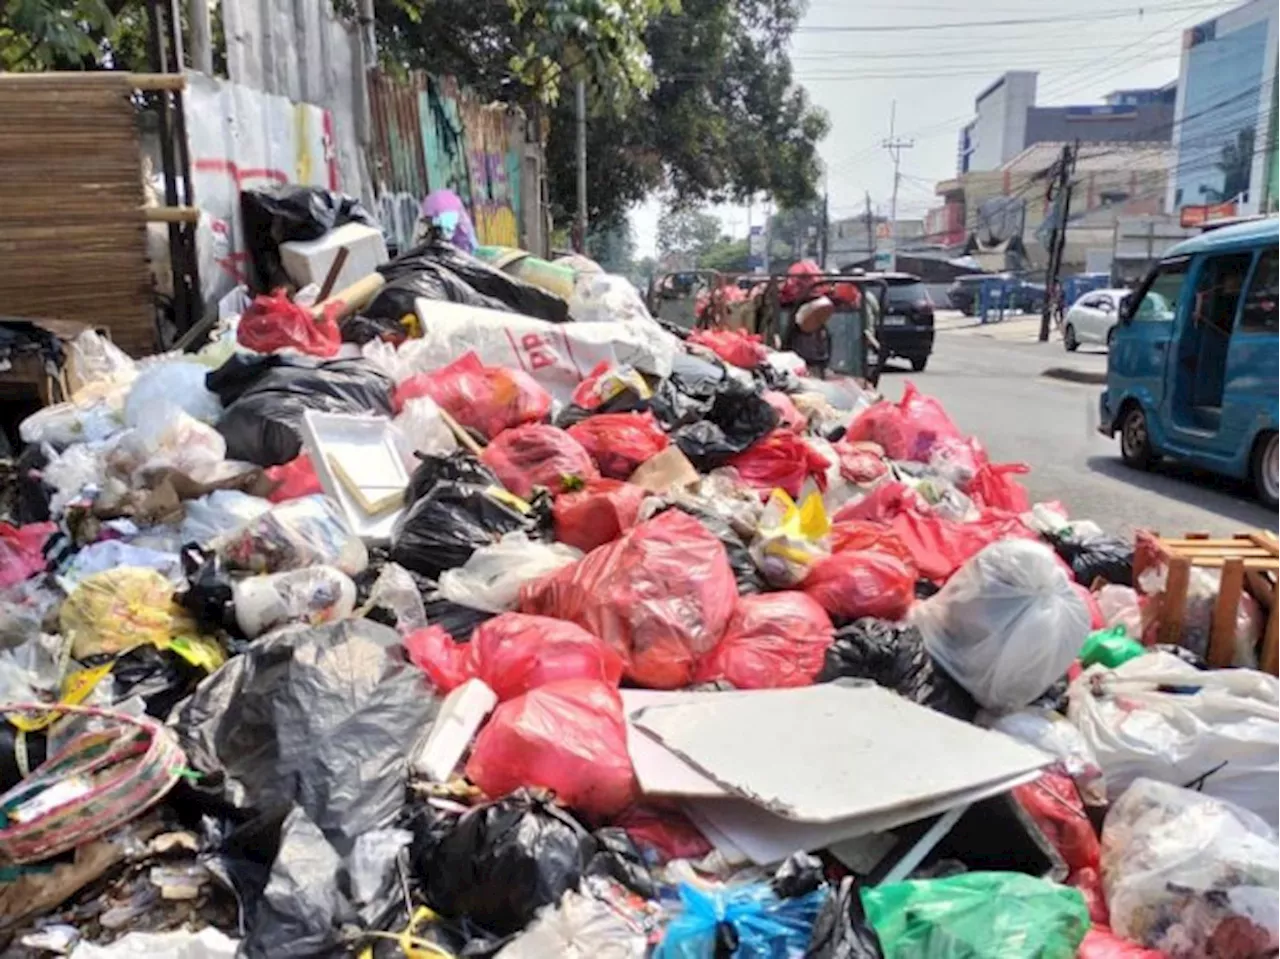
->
[0,703,186,865]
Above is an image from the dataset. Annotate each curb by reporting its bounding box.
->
[1041,367,1107,386]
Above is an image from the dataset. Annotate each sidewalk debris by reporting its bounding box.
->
[1,225,1275,957]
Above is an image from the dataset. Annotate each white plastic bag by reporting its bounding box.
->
[987,707,1106,805]
[411,298,680,403]
[42,442,108,515]
[64,329,137,394]
[438,532,580,612]
[20,397,124,449]
[1096,583,1144,638]
[68,927,238,959]
[125,405,227,482]
[1101,778,1279,958]
[124,360,222,427]
[568,271,654,326]
[915,539,1090,711]
[1067,651,1279,824]
[1139,563,1262,667]
[393,395,457,462]
[494,890,647,959]
[232,565,358,638]
[59,541,184,588]
[356,562,427,635]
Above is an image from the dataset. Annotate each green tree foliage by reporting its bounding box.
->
[656,206,722,263]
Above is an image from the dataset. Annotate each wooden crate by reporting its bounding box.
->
[1150,532,1279,674]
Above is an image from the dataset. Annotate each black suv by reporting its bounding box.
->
[868,272,935,372]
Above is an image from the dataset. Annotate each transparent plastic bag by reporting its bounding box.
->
[126,405,228,482]
[232,565,358,638]
[568,272,653,326]
[179,490,273,546]
[124,360,222,427]
[988,707,1106,805]
[20,398,124,450]
[438,532,581,613]
[1138,564,1262,667]
[915,539,1090,711]
[1096,584,1144,639]
[1101,779,1279,958]
[42,443,107,515]
[392,395,458,461]
[495,889,647,959]
[1067,651,1279,825]
[358,562,427,634]
[59,567,198,659]
[65,329,137,394]
[213,494,368,576]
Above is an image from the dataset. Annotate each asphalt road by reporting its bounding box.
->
[875,332,1277,537]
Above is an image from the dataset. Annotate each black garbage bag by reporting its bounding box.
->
[102,644,207,720]
[806,876,885,959]
[0,723,46,793]
[422,593,495,641]
[817,618,978,721]
[1047,530,1134,587]
[177,546,240,636]
[341,313,405,346]
[170,619,439,856]
[405,451,503,506]
[666,503,765,595]
[238,806,355,959]
[587,827,655,899]
[412,791,596,936]
[391,481,543,579]
[670,379,779,471]
[391,239,569,323]
[366,255,511,322]
[208,354,395,466]
[240,185,377,292]
[1,443,52,524]
[772,852,826,899]
[649,352,726,429]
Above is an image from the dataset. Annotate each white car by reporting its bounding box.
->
[1063,288,1128,351]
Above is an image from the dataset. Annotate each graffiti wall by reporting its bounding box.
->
[368,70,536,252]
[185,71,335,312]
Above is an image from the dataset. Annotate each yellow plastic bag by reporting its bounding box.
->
[59,567,204,661]
[749,490,831,588]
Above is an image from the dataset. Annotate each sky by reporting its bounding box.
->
[630,0,1247,256]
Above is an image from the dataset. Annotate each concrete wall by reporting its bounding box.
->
[1025,101,1175,147]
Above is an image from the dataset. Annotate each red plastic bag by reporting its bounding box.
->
[889,509,1039,583]
[481,424,598,498]
[803,550,915,622]
[521,510,737,689]
[393,352,551,439]
[264,453,323,502]
[0,522,54,589]
[1078,928,1169,959]
[405,615,623,701]
[727,431,830,499]
[687,328,767,369]
[553,479,646,552]
[615,805,712,863]
[968,461,1031,513]
[567,412,669,479]
[763,391,806,432]
[465,679,638,818]
[832,481,927,524]
[695,592,834,689]
[1013,772,1100,876]
[845,382,962,461]
[829,520,916,568]
[832,442,889,485]
[404,625,471,692]
[237,290,341,358]
[1077,583,1105,629]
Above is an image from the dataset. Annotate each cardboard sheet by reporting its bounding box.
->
[633,682,1050,823]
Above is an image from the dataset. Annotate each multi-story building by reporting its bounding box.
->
[1167,0,1278,217]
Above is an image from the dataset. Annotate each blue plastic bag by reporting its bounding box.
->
[656,881,828,958]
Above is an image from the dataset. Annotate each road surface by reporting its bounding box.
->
[875,331,1277,537]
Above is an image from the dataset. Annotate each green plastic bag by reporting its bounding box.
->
[1079,625,1145,669]
[861,871,1090,959]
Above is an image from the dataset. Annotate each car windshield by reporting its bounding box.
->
[1133,262,1188,323]
[886,281,929,308]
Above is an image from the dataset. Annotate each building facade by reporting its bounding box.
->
[1167,0,1278,217]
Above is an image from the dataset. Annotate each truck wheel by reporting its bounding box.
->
[910,356,929,372]
[1252,432,1278,509]
[1119,404,1156,470]
[1063,324,1079,352]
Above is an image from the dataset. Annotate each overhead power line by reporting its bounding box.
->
[794,1,1222,33]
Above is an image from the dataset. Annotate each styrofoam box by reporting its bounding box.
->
[280,222,388,293]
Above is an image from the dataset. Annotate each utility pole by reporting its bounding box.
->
[819,180,830,268]
[762,197,774,274]
[881,100,914,272]
[1039,140,1078,342]
[864,191,875,269]
[574,79,588,252]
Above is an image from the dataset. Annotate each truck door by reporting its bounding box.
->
[1221,247,1279,457]
[1114,257,1187,416]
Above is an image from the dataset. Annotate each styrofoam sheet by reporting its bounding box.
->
[299,410,408,543]
[681,768,1042,866]
[633,682,1050,824]
[621,689,745,799]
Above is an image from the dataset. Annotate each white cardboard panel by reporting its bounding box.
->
[633,682,1050,823]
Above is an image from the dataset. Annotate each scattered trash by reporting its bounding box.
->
[694,591,834,689]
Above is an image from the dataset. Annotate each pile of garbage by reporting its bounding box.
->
[0,190,1276,959]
